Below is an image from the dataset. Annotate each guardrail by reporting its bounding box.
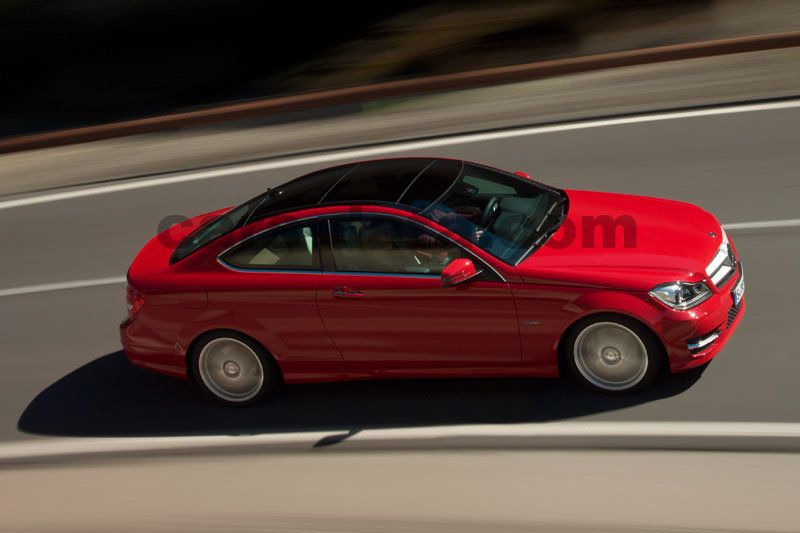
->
[2,31,799,155]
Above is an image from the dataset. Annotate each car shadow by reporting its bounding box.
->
[18,351,707,438]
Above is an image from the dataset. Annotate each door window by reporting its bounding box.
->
[329,217,462,275]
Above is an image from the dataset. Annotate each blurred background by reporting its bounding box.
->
[1,1,800,532]
[2,0,799,136]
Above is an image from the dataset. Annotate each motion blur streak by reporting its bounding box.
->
[0,98,798,211]
[723,218,800,230]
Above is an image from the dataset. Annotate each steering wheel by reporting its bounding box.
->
[482,196,501,228]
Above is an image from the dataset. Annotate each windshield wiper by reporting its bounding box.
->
[529,196,568,249]
[535,196,567,233]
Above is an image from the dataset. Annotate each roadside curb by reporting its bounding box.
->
[4,422,800,466]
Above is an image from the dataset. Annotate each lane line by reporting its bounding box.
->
[0,276,126,297]
[1,98,799,211]
[0,217,796,298]
[723,218,800,230]
[3,422,800,461]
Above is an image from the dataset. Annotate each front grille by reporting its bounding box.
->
[727,304,741,329]
[706,243,737,288]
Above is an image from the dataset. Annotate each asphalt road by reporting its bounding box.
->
[1,102,799,446]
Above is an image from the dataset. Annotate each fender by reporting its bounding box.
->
[552,289,669,354]
[178,307,284,361]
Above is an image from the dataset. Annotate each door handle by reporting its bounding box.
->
[331,286,364,299]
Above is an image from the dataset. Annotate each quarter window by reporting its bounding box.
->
[329,217,462,275]
[221,224,319,271]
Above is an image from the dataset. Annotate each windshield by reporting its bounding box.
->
[421,164,565,264]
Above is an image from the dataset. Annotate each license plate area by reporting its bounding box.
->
[732,266,745,307]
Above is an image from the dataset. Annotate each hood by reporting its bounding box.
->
[515,190,723,291]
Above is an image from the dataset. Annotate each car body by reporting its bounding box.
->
[121,157,745,404]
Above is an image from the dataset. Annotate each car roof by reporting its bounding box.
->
[248,157,465,223]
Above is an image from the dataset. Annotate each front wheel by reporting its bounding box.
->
[191,332,280,406]
[565,315,662,394]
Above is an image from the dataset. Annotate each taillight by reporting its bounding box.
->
[126,285,145,319]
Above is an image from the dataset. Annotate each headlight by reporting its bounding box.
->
[650,281,712,310]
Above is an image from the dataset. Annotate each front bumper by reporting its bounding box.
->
[659,265,745,372]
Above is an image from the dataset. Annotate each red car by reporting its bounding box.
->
[121,158,745,405]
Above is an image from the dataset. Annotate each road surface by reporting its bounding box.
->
[1,98,799,532]
[1,100,799,443]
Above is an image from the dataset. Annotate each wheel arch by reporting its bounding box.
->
[555,310,669,377]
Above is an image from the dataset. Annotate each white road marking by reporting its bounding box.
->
[723,218,800,230]
[0,215,796,298]
[1,99,799,211]
[1,422,799,461]
[0,276,126,297]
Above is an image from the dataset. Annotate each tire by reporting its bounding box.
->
[565,314,662,394]
[190,331,281,406]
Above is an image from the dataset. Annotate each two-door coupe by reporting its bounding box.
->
[121,158,745,404]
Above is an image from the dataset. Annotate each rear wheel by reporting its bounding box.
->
[191,332,279,406]
[565,315,662,393]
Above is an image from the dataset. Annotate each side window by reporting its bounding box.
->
[221,223,319,271]
[329,217,463,276]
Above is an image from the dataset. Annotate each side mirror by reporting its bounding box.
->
[441,258,480,288]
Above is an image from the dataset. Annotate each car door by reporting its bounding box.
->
[215,220,343,366]
[315,214,521,369]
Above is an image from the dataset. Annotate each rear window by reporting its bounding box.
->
[170,193,268,263]
[321,159,431,204]
[170,166,352,264]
